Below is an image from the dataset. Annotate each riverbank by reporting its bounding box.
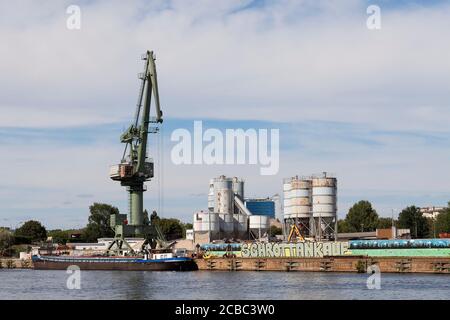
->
[194,256,450,273]
[3,256,450,273]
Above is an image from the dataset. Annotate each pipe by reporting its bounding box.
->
[234,196,253,216]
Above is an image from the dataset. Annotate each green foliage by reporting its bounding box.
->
[82,203,117,242]
[14,220,47,243]
[377,217,394,229]
[5,259,15,269]
[435,207,450,234]
[0,229,14,256]
[397,206,430,238]
[355,260,366,273]
[13,235,32,244]
[269,225,282,236]
[143,209,150,226]
[181,223,193,238]
[150,210,160,224]
[337,219,350,233]
[47,229,71,244]
[149,211,191,239]
[345,201,379,232]
[153,218,184,241]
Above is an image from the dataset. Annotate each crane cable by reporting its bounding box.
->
[161,124,164,218]
[157,125,161,217]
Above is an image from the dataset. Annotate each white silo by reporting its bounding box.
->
[249,215,270,239]
[193,211,220,241]
[219,213,235,238]
[213,176,234,214]
[232,177,244,200]
[312,173,337,240]
[233,214,248,239]
[283,176,313,238]
[207,179,215,212]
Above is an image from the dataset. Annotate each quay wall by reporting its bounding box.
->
[0,258,32,269]
[194,256,450,274]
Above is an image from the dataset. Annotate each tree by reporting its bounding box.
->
[397,206,430,239]
[143,209,150,226]
[0,229,14,256]
[182,223,193,238]
[153,218,184,240]
[269,225,282,236]
[345,201,379,232]
[82,203,117,242]
[14,220,47,243]
[47,229,70,244]
[150,210,160,224]
[337,219,350,233]
[435,205,450,234]
[377,217,394,229]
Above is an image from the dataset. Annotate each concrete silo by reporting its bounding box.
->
[193,211,220,243]
[283,176,313,239]
[207,179,215,212]
[196,175,251,241]
[213,176,234,214]
[249,215,270,239]
[312,173,337,241]
[232,177,244,201]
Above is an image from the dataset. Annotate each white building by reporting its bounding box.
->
[186,229,194,241]
[420,207,445,219]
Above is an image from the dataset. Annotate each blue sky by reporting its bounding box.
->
[1,0,450,229]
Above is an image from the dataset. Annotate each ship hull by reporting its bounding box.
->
[32,256,198,271]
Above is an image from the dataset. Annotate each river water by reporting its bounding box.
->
[0,270,449,300]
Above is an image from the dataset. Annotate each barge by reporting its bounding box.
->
[32,254,198,271]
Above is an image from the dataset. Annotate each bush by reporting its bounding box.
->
[270,225,282,236]
[13,236,32,245]
[356,260,366,273]
[0,229,14,256]
[5,260,15,269]
[14,220,47,243]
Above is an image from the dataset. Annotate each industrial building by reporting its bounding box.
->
[192,172,339,244]
[283,172,337,241]
[193,176,271,243]
[337,227,411,241]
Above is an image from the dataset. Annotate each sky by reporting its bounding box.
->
[0,0,449,229]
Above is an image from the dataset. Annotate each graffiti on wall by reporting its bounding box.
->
[241,242,350,258]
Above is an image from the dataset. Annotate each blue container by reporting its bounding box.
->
[245,200,275,218]
[349,239,450,249]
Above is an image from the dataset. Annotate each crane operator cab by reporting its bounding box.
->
[109,160,154,181]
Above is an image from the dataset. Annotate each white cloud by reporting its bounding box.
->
[0,0,449,130]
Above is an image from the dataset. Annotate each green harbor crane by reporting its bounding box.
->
[107,51,164,254]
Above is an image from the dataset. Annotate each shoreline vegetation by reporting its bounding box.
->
[1,201,450,264]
